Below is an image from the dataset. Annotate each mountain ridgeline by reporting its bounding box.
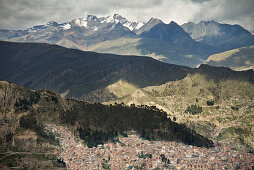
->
[0,41,190,101]
[182,21,254,52]
[1,14,253,67]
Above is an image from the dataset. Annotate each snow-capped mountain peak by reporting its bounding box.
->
[113,14,128,24]
[46,21,58,26]
[72,18,88,27]
[87,15,99,21]
[62,23,71,30]
[111,14,144,31]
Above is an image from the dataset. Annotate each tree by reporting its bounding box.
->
[206,100,214,106]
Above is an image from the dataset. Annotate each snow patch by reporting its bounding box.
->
[74,19,87,27]
[104,16,114,23]
[135,22,144,29]
[123,22,133,30]
[63,23,71,30]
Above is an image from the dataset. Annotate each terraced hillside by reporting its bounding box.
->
[107,65,254,150]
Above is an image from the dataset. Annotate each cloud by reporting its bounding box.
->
[0,0,253,31]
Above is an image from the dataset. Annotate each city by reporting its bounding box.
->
[46,124,254,169]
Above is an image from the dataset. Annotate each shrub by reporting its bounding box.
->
[185,105,202,115]
[231,106,239,111]
[206,100,215,106]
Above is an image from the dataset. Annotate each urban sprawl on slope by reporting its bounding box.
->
[46,124,254,169]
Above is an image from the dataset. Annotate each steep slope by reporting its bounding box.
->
[107,65,254,149]
[204,45,254,71]
[0,81,214,168]
[0,41,190,101]
[140,21,215,58]
[182,21,254,51]
[141,21,197,46]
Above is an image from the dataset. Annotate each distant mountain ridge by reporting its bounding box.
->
[1,14,254,67]
[182,20,254,52]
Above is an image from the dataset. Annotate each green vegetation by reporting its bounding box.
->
[206,100,215,106]
[19,114,59,146]
[101,158,111,170]
[138,153,152,159]
[231,106,239,111]
[218,127,250,140]
[61,102,213,148]
[185,104,202,115]
[79,128,119,148]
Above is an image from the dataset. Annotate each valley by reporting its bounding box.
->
[0,9,254,169]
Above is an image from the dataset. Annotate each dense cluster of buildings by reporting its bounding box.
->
[46,124,254,169]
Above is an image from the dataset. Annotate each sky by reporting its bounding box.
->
[0,0,253,32]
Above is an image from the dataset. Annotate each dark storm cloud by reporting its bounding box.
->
[0,0,253,31]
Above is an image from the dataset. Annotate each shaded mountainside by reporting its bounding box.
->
[91,37,210,67]
[107,64,254,149]
[0,81,213,168]
[0,41,190,101]
[204,45,254,71]
[182,21,254,52]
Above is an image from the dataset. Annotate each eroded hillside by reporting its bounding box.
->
[107,65,254,150]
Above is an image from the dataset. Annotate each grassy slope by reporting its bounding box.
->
[107,65,254,149]
[204,45,254,71]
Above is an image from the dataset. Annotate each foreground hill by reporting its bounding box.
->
[0,81,213,168]
[0,41,190,101]
[107,65,254,150]
[204,45,254,71]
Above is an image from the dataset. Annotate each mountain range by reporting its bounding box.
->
[1,14,254,67]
